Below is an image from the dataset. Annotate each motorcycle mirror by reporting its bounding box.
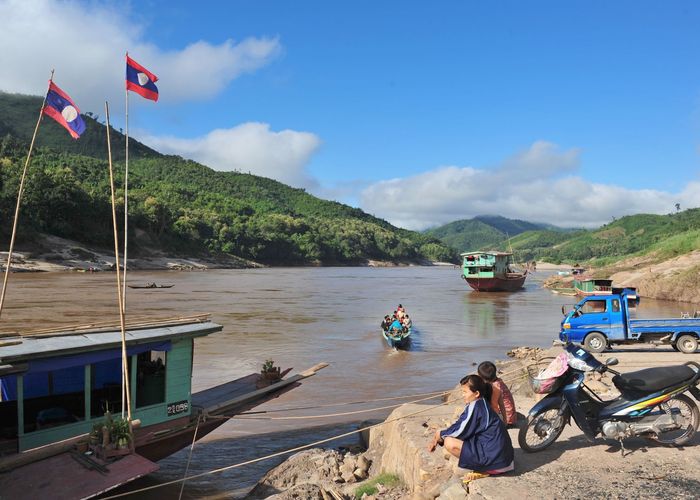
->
[605,357,619,366]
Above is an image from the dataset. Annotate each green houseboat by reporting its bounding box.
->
[0,316,325,498]
[573,278,613,296]
[460,251,527,292]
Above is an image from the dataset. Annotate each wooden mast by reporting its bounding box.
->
[0,71,53,320]
[105,101,132,421]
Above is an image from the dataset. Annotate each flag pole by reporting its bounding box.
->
[122,52,130,309]
[0,70,53,320]
[106,101,132,421]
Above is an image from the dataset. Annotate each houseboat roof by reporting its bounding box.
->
[0,316,221,366]
[460,251,513,257]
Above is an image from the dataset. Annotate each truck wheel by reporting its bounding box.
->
[584,332,607,353]
[676,335,698,354]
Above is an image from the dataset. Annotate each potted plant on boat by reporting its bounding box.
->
[90,411,134,459]
[261,359,281,382]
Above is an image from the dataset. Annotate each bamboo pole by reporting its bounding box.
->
[0,71,53,320]
[105,102,132,421]
[122,51,130,307]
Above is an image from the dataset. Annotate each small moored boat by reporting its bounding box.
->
[127,282,174,289]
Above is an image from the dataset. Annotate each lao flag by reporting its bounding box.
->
[42,82,86,139]
[126,55,159,101]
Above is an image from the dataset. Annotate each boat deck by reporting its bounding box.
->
[0,449,159,499]
[193,364,326,416]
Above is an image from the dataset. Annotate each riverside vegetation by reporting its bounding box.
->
[0,91,455,266]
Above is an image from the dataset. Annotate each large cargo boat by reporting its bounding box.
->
[460,251,527,292]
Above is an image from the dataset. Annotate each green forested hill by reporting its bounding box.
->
[509,210,700,264]
[424,219,506,252]
[425,215,551,252]
[0,91,456,265]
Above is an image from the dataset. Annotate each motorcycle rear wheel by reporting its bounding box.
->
[518,407,568,452]
[647,394,699,446]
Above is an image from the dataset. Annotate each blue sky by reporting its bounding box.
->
[2,1,700,229]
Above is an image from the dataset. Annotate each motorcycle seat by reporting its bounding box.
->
[612,365,696,395]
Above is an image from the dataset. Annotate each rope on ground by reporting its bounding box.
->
[237,389,451,415]
[178,414,201,500]
[102,395,461,499]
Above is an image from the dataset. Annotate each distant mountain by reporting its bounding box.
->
[425,215,554,252]
[0,91,456,265]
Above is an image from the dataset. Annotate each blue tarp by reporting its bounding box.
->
[0,341,170,402]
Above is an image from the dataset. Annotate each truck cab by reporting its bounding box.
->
[560,288,637,352]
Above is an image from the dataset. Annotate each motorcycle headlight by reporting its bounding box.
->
[567,352,595,372]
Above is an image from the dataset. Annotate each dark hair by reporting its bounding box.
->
[459,374,492,401]
[477,361,497,382]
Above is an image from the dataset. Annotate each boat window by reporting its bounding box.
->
[0,375,18,443]
[580,300,607,314]
[91,357,132,418]
[23,366,85,433]
[136,351,166,408]
[612,299,620,312]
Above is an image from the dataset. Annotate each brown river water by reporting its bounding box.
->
[1,267,695,498]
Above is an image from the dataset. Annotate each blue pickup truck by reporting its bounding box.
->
[559,288,700,353]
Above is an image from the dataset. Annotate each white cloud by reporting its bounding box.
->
[141,123,322,188]
[0,0,281,111]
[360,142,700,230]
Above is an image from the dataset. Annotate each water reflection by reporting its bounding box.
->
[461,293,511,337]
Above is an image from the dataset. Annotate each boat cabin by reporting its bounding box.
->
[573,278,613,296]
[461,251,514,278]
[0,318,221,455]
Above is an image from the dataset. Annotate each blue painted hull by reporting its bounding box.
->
[382,328,411,349]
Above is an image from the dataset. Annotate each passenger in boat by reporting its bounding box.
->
[396,304,406,320]
[478,361,517,427]
[428,374,514,483]
[381,315,392,331]
[402,314,412,329]
[389,317,403,333]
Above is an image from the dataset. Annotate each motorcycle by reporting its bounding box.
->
[519,342,700,453]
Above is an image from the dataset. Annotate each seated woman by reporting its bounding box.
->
[428,374,514,483]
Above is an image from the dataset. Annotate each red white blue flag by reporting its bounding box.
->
[42,82,86,139]
[126,55,159,101]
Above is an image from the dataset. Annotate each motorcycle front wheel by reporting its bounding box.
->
[647,394,699,446]
[518,407,568,452]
